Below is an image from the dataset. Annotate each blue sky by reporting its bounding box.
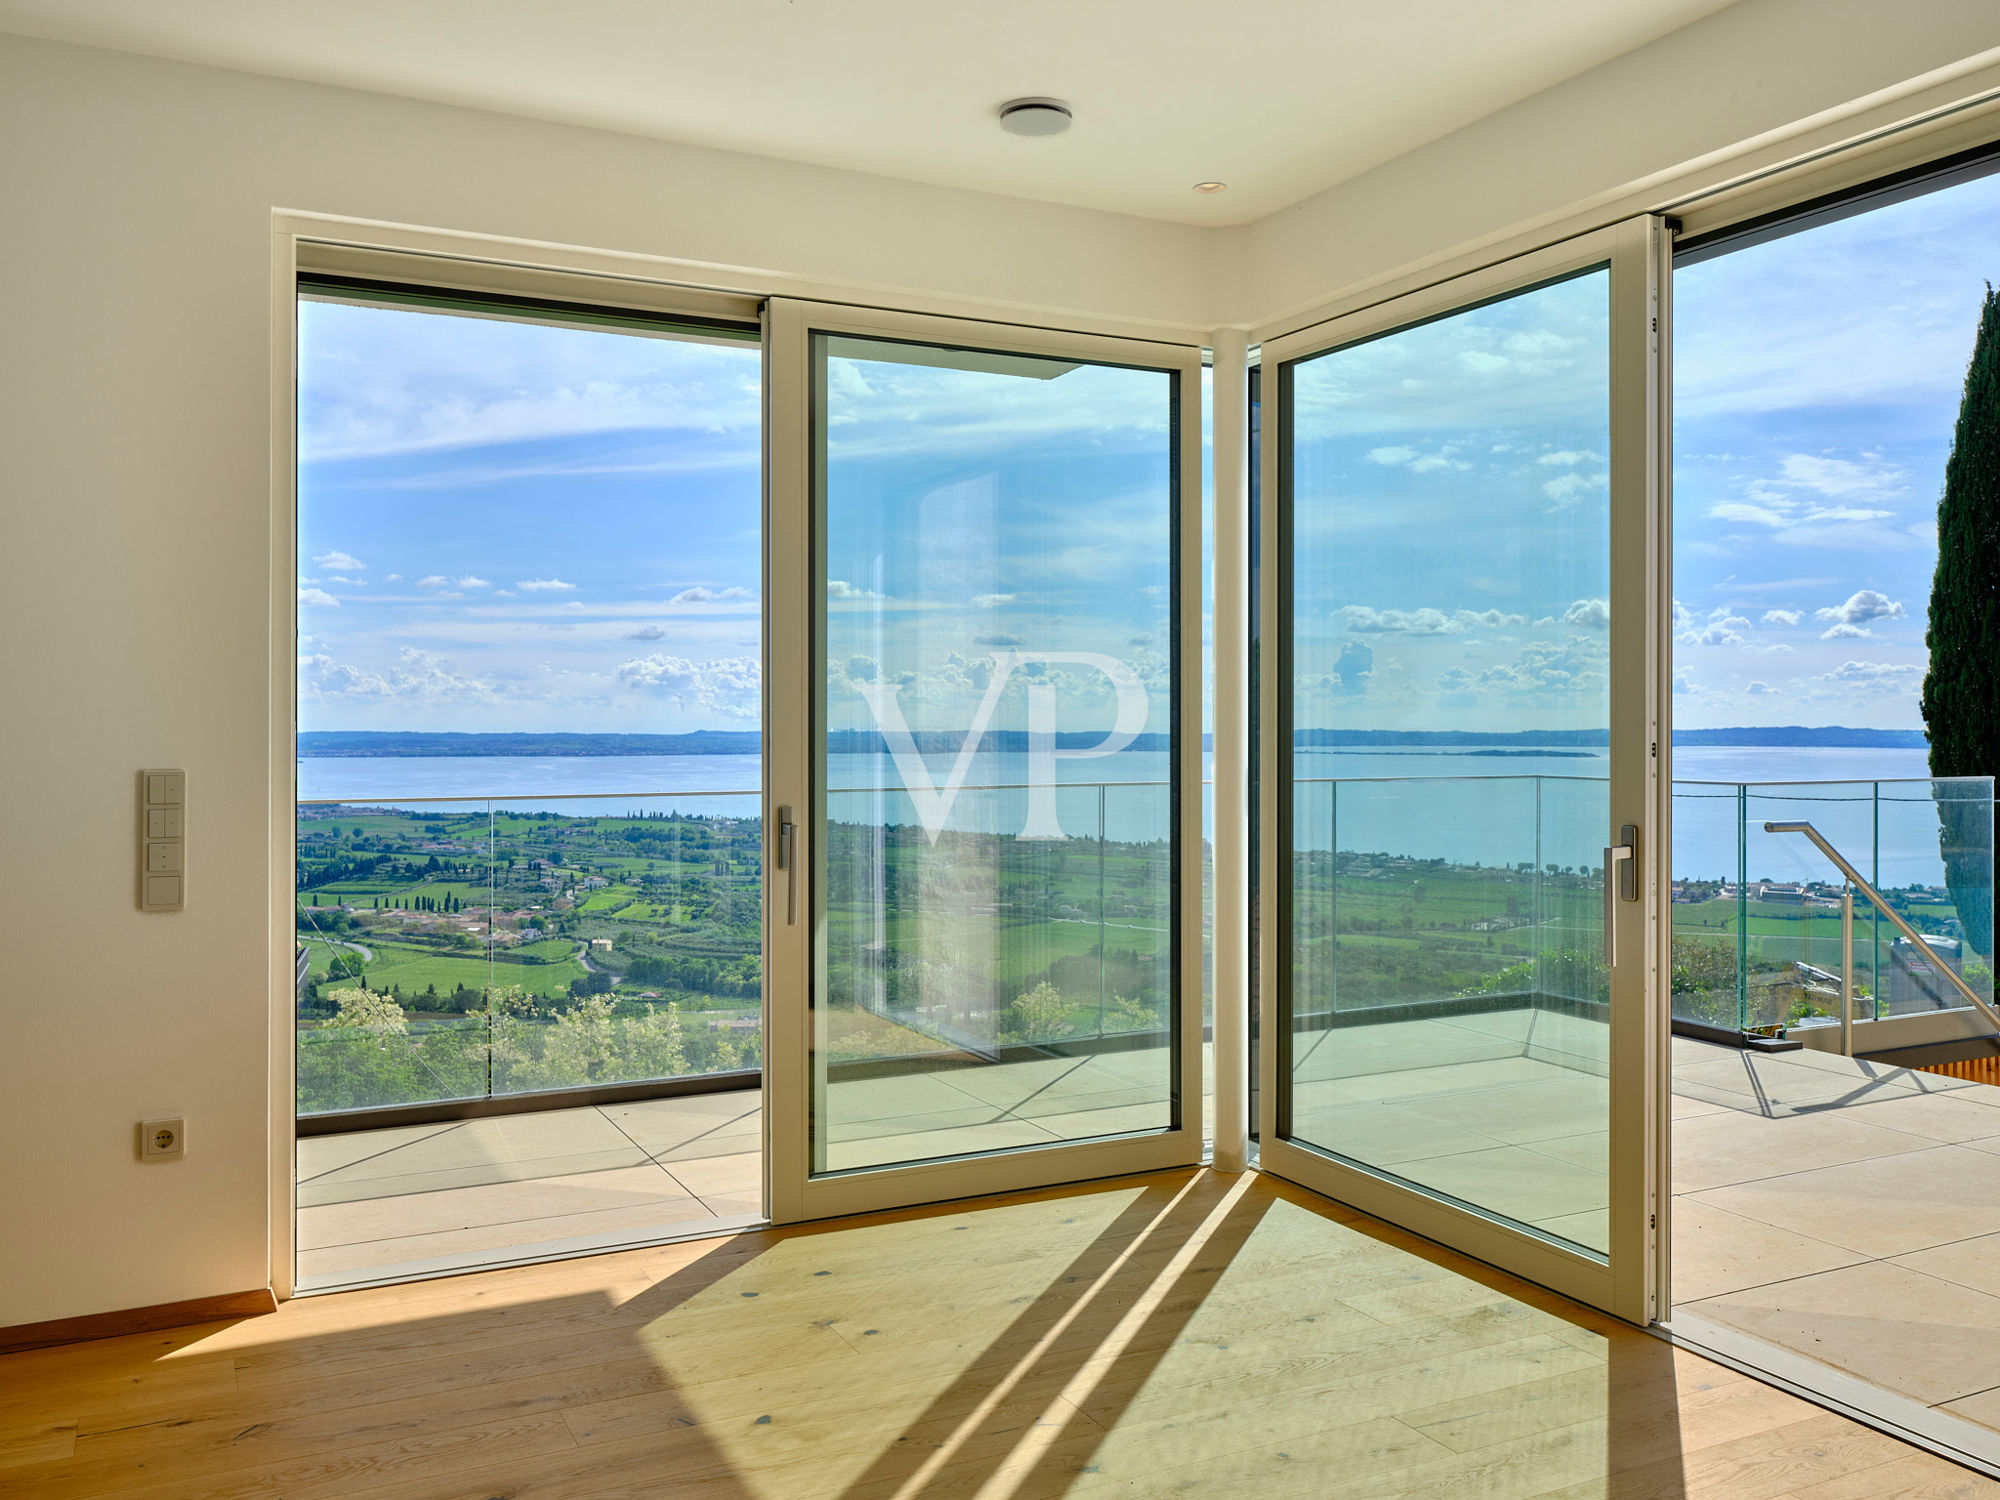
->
[298,303,1181,741]
[1291,267,1613,734]
[300,166,1998,742]
[819,338,1175,740]
[1672,167,2000,729]
[297,299,764,733]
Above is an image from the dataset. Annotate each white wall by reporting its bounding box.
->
[2,0,1997,1326]
[1228,0,2000,329]
[0,33,1210,1329]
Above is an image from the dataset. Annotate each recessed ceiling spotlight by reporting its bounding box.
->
[1193,181,1227,194]
[999,98,1073,137]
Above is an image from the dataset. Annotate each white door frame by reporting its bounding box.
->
[764,298,1207,1224]
[1254,218,1670,1323]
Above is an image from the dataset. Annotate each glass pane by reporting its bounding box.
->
[293,292,765,1288]
[815,332,1178,1174]
[1286,268,1613,1254]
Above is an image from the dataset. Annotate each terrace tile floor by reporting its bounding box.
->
[1285,1016,2000,1448]
[298,1042,1209,1290]
[1667,1035,2000,1447]
[299,1021,2000,1452]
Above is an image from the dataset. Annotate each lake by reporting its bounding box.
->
[298,744,1976,886]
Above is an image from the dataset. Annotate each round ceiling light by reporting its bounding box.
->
[998,98,1072,137]
[1193,181,1227,194]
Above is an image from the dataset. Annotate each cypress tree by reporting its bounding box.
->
[1922,284,2000,965]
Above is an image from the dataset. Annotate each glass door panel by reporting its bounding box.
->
[767,305,1205,1220]
[1288,267,1612,1249]
[1261,221,1666,1319]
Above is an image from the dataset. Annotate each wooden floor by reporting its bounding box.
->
[4,1169,1995,1500]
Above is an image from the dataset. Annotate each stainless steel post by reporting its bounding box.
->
[1841,886,1854,1057]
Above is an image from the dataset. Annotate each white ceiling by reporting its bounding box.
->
[0,0,1741,225]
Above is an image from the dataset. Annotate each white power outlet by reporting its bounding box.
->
[141,1118,186,1162]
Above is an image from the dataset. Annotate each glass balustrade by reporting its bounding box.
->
[296,774,1991,1121]
[1669,775,1995,1037]
[300,781,1217,1123]
[294,791,765,1117]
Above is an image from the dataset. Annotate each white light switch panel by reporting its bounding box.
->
[139,769,186,911]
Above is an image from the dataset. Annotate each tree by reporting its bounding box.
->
[1922,285,2000,965]
[324,986,406,1032]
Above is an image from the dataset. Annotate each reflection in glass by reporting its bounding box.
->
[815,334,1179,1174]
[1286,270,1613,1252]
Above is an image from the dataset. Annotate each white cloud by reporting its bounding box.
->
[1761,609,1802,626]
[626,625,666,641]
[297,301,763,464]
[1708,501,1791,527]
[1364,444,1468,473]
[1562,598,1610,631]
[1538,450,1600,467]
[1745,680,1778,696]
[1820,659,1922,684]
[1815,589,1906,627]
[298,586,340,608]
[517,577,576,592]
[827,580,878,601]
[1820,622,1871,639]
[312,550,365,572]
[1706,454,1906,548]
[384,573,403,583]
[298,647,492,701]
[1781,454,1904,499]
[973,593,1017,608]
[1475,638,1602,696]
[615,653,761,718]
[1338,605,1526,635]
[417,575,448,588]
[1332,641,1373,693]
[1542,471,1607,508]
[457,575,491,589]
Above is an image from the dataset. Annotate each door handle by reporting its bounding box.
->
[774,805,796,926]
[1603,824,1637,970]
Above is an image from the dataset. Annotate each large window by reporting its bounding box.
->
[292,279,767,1288]
[296,283,764,1119]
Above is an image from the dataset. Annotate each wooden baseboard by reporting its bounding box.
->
[0,1288,278,1356]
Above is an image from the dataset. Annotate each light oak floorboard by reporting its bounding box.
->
[1,1169,1984,1499]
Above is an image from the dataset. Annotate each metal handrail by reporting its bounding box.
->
[1763,820,2000,1034]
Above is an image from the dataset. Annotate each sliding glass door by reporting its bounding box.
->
[766,303,1205,1220]
[1258,220,1670,1319]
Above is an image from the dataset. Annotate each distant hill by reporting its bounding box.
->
[300,724,1930,757]
[298,731,761,758]
[1298,726,1927,749]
